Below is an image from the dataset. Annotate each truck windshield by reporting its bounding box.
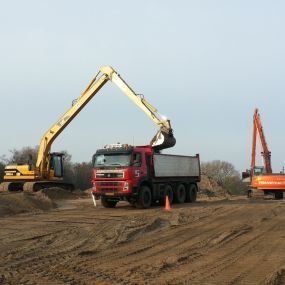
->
[94,154,131,167]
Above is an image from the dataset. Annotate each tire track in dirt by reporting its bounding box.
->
[1,198,285,285]
[0,219,111,284]
[76,202,285,285]
[160,208,285,284]
[58,204,259,285]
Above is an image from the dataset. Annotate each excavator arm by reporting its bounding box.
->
[99,66,175,152]
[251,108,272,175]
[37,66,175,177]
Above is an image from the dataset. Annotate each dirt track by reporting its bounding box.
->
[0,195,285,285]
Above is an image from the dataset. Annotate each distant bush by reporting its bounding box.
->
[3,146,38,165]
[201,160,247,195]
[72,162,93,190]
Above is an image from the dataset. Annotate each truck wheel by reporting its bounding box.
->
[174,184,186,203]
[135,185,152,209]
[275,191,284,200]
[164,185,174,204]
[101,197,118,208]
[186,184,197,203]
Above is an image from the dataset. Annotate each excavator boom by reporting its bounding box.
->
[2,66,176,191]
[38,66,175,176]
[100,66,175,152]
[251,108,272,174]
[36,71,109,176]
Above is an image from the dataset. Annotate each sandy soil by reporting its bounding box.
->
[0,194,285,285]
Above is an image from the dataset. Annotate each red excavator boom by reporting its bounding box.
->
[251,108,272,174]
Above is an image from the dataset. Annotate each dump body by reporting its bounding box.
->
[153,154,200,177]
[92,144,200,208]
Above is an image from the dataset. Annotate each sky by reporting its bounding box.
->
[0,0,285,173]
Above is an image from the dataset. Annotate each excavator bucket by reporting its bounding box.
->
[150,128,176,152]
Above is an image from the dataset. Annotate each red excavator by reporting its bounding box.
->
[243,108,285,199]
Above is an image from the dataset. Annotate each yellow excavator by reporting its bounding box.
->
[0,66,176,192]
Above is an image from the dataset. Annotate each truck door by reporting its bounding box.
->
[132,152,146,184]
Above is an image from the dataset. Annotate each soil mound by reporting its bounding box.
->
[117,217,171,243]
[104,211,199,245]
[0,192,55,217]
[40,187,84,200]
[0,188,86,217]
[198,175,226,197]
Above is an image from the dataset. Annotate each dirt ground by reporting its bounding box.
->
[0,193,285,285]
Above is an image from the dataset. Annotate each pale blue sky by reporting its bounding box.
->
[0,0,285,172]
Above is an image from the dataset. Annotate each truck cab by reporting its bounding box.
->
[92,144,152,207]
[92,143,200,209]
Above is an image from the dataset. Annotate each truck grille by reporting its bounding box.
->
[96,182,121,186]
[96,181,123,193]
[101,188,117,192]
[96,172,124,178]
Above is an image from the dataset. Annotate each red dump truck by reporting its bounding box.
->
[91,144,201,208]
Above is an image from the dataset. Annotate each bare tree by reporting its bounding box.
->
[73,162,93,190]
[201,160,246,195]
[7,146,38,165]
[0,162,5,182]
[201,160,239,186]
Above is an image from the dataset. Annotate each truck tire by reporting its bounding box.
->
[135,185,152,209]
[101,197,118,208]
[186,184,197,203]
[174,184,186,203]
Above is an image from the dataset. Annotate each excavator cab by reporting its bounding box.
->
[253,166,265,176]
[50,153,64,178]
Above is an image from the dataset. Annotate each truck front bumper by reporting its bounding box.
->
[92,192,136,200]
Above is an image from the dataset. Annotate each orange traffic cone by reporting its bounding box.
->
[165,195,171,211]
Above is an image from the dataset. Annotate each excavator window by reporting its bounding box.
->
[253,166,265,176]
[51,154,64,177]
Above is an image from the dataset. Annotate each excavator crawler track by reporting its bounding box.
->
[23,181,74,192]
[0,182,24,192]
